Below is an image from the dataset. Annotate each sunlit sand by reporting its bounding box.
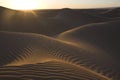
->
[0,6,120,80]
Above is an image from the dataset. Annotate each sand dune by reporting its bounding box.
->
[0,61,110,80]
[0,6,120,80]
[100,7,120,18]
[58,20,120,78]
[58,20,120,60]
[0,31,119,79]
[0,7,117,36]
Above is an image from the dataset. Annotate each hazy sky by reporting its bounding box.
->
[0,0,120,9]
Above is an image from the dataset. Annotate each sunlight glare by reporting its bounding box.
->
[10,0,42,10]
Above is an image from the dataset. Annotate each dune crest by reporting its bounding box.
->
[58,20,120,61]
[0,7,120,80]
[0,31,119,79]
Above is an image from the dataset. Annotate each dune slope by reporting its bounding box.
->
[58,20,120,79]
[0,61,109,80]
[58,20,120,61]
[0,7,114,36]
[0,31,119,79]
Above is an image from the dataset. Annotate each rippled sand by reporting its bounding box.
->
[0,7,120,80]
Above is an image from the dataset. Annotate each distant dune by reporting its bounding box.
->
[58,20,120,60]
[0,6,118,36]
[0,6,120,80]
[100,7,120,18]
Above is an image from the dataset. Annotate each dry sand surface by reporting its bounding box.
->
[0,7,120,80]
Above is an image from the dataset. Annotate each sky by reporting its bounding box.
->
[0,0,120,10]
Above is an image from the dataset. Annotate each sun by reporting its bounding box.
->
[10,0,42,10]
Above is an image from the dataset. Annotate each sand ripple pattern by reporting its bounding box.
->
[0,31,119,80]
[0,61,109,80]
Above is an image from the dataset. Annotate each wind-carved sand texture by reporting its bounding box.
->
[0,7,120,80]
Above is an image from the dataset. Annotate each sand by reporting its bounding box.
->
[0,6,120,80]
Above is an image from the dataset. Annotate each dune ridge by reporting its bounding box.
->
[58,20,120,60]
[0,7,120,80]
[58,20,120,79]
[0,6,117,36]
[0,31,119,79]
[0,61,109,80]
